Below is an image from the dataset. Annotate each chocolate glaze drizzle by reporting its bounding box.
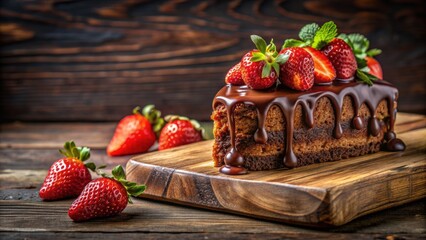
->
[213,80,406,175]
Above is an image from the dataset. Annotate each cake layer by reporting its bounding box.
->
[212,80,403,173]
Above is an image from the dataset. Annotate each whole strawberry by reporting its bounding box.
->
[225,62,244,85]
[107,105,164,156]
[339,33,383,83]
[158,115,206,150]
[68,165,145,222]
[39,141,98,200]
[321,38,357,80]
[240,35,288,89]
[279,47,314,91]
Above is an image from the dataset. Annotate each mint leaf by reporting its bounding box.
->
[282,39,305,48]
[312,21,337,49]
[251,35,267,53]
[299,23,319,42]
[367,48,382,57]
[348,33,369,57]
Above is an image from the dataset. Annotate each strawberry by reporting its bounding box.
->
[279,47,314,91]
[225,62,244,85]
[158,115,206,150]
[240,35,288,89]
[68,165,145,222]
[107,105,164,156]
[39,141,98,200]
[303,47,336,84]
[365,56,383,79]
[283,21,356,81]
[321,38,357,80]
[339,33,383,83]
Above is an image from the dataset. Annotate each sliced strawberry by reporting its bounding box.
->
[321,38,357,80]
[225,62,244,85]
[365,56,383,79]
[303,47,336,84]
[279,47,314,91]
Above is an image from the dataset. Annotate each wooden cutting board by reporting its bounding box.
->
[126,113,426,227]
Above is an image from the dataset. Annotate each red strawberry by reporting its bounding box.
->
[366,56,383,79]
[68,165,145,222]
[39,141,97,200]
[321,38,357,80]
[303,47,336,84]
[225,62,244,85]
[279,47,314,91]
[107,105,164,156]
[240,35,288,90]
[158,115,205,150]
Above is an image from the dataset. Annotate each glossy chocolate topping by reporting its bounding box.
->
[213,80,406,175]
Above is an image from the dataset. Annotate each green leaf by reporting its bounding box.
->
[282,39,305,48]
[299,23,319,41]
[251,35,267,53]
[356,57,368,69]
[63,141,73,157]
[79,147,90,161]
[312,21,337,49]
[84,162,96,172]
[367,48,382,57]
[347,33,369,55]
[356,69,373,86]
[275,52,289,64]
[98,164,107,169]
[127,185,146,197]
[261,63,272,78]
[266,39,276,53]
[112,165,126,181]
[271,62,280,78]
[251,51,266,62]
[71,147,79,159]
[364,71,379,81]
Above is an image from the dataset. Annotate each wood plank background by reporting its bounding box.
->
[1,0,425,122]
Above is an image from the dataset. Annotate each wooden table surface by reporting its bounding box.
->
[1,113,425,239]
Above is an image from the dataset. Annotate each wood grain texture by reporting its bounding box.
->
[0,0,425,122]
[126,114,426,226]
[0,193,425,236]
[0,120,425,238]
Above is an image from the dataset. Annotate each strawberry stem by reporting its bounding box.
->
[110,165,146,203]
[59,141,90,161]
[250,35,288,78]
[142,105,165,137]
[164,115,209,140]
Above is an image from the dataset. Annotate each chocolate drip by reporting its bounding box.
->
[213,80,405,175]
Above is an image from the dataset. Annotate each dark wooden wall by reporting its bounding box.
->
[1,0,425,122]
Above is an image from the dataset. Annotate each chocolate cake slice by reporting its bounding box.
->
[211,80,405,174]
